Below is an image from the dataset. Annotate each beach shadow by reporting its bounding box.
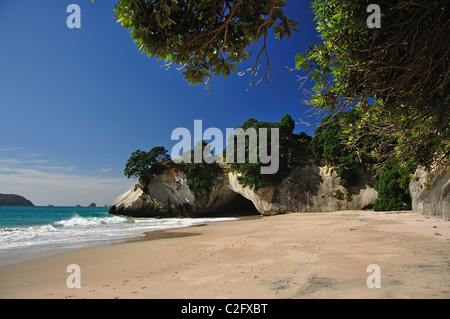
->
[127,231,202,243]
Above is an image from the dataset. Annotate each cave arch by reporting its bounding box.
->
[203,191,260,217]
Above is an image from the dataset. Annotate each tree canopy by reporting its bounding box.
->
[124,146,171,181]
[179,140,222,198]
[114,0,299,87]
[373,161,414,211]
[308,109,376,188]
[296,0,449,169]
[226,114,312,189]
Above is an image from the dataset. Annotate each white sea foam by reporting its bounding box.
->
[53,215,128,227]
[0,215,237,251]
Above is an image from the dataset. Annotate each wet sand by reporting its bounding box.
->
[0,210,448,299]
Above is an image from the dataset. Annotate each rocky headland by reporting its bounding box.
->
[110,164,449,219]
[109,163,378,217]
[0,193,34,206]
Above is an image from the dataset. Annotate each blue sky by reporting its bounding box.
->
[0,0,321,206]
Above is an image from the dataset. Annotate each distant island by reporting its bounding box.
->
[74,204,107,208]
[0,194,34,206]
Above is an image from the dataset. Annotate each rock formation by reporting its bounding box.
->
[409,167,449,219]
[110,164,378,217]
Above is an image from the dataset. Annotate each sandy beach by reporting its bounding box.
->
[0,210,449,299]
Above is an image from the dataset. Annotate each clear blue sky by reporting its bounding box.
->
[0,0,321,206]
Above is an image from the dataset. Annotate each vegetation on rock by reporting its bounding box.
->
[124,146,172,191]
[309,109,376,188]
[179,140,222,199]
[310,109,415,209]
[225,114,312,190]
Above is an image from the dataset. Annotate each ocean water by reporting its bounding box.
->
[0,206,236,267]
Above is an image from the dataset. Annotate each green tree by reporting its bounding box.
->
[180,140,222,198]
[309,109,376,188]
[114,0,299,87]
[124,147,171,189]
[296,0,449,170]
[373,162,414,211]
[226,114,312,189]
[310,109,415,211]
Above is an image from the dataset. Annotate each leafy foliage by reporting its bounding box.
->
[226,114,312,189]
[114,0,299,87]
[309,109,376,188]
[296,0,449,169]
[124,146,171,190]
[373,161,414,211]
[180,140,222,198]
[310,109,415,210]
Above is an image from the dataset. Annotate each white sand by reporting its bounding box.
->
[0,210,448,299]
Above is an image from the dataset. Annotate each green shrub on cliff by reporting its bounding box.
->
[225,114,312,190]
[309,110,375,188]
[180,140,222,199]
[310,110,415,211]
[124,146,171,191]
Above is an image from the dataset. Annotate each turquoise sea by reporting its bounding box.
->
[0,206,110,228]
[0,206,236,267]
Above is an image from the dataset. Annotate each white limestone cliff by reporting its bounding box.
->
[110,164,378,217]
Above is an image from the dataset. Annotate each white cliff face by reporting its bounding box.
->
[112,185,146,210]
[227,166,378,214]
[409,167,449,219]
[109,168,196,217]
[147,169,195,209]
[227,172,275,214]
[110,165,378,217]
